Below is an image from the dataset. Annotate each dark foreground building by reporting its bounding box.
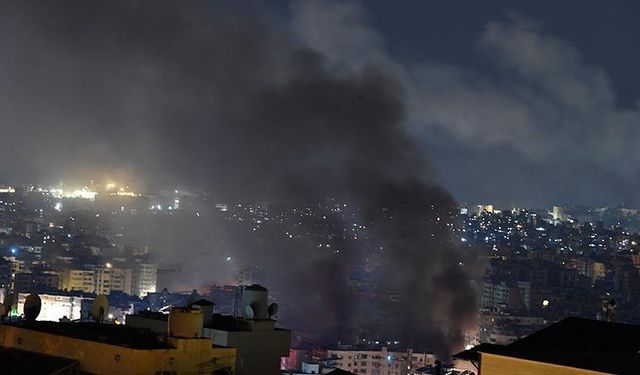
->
[127,284,290,375]
[0,319,236,374]
[455,317,640,374]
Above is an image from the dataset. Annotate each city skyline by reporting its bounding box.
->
[1,1,639,374]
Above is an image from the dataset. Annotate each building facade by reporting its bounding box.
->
[326,348,437,375]
[0,311,236,374]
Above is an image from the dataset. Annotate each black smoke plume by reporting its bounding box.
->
[0,0,481,356]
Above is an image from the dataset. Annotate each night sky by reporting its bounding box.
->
[1,0,639,208]
[303,0,640,208]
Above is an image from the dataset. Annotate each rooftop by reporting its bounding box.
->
[190,298,215,306]
[3,321,173,350]
[209,313,287,332]
[0,346,79,374]
[133,309,169,321]
[455,317,640,374]
[129,310,289,333]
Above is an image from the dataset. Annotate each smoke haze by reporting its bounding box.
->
[0,0,482,355]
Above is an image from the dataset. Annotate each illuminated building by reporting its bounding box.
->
[127,284,291,375]
[61,187,98,200]
[62,264,154,297]
[135,263,157,297]
[481,280,531,312]
[17,293,89,321]
[94,266,133,295]
[110,267,133,295]
[0,308,236,374]
[474,204,494,216]
[94,267,114,295]
[326,347,436,375]
[61,269,95,293]
[592,262,606,281]
[552,206,568,223]
[455,317,640,374]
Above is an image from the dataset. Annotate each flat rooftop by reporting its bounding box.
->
[132,310,169,321]
[455,317,640,374]
[130,310,289,332]
[3,321,173,350]
[209,314,289,332]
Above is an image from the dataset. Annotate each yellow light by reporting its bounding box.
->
[105,263,112,269]
[113,191,137,197]
[62,188,97,200]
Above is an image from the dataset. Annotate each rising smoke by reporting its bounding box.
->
[0,0,481,356]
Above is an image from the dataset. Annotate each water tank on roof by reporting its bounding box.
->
[168,307,203,338]
[241,284,269,320]
[190,299,214,327]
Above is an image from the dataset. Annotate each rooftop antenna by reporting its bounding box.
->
[23,294,41,321]
[90,294,109,323]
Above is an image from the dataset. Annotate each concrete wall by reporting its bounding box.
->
[126,313,290,375]
[208,328,291,375]
[0,324,235,374]
[126,314,167,333]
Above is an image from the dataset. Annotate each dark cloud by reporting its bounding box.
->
[292,3,640,208]
[0,0,480,356]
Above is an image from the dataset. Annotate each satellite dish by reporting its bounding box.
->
[268,303,278,318]
[90,294,109,323]
[24,294,41,321]
[244,305,255,320]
